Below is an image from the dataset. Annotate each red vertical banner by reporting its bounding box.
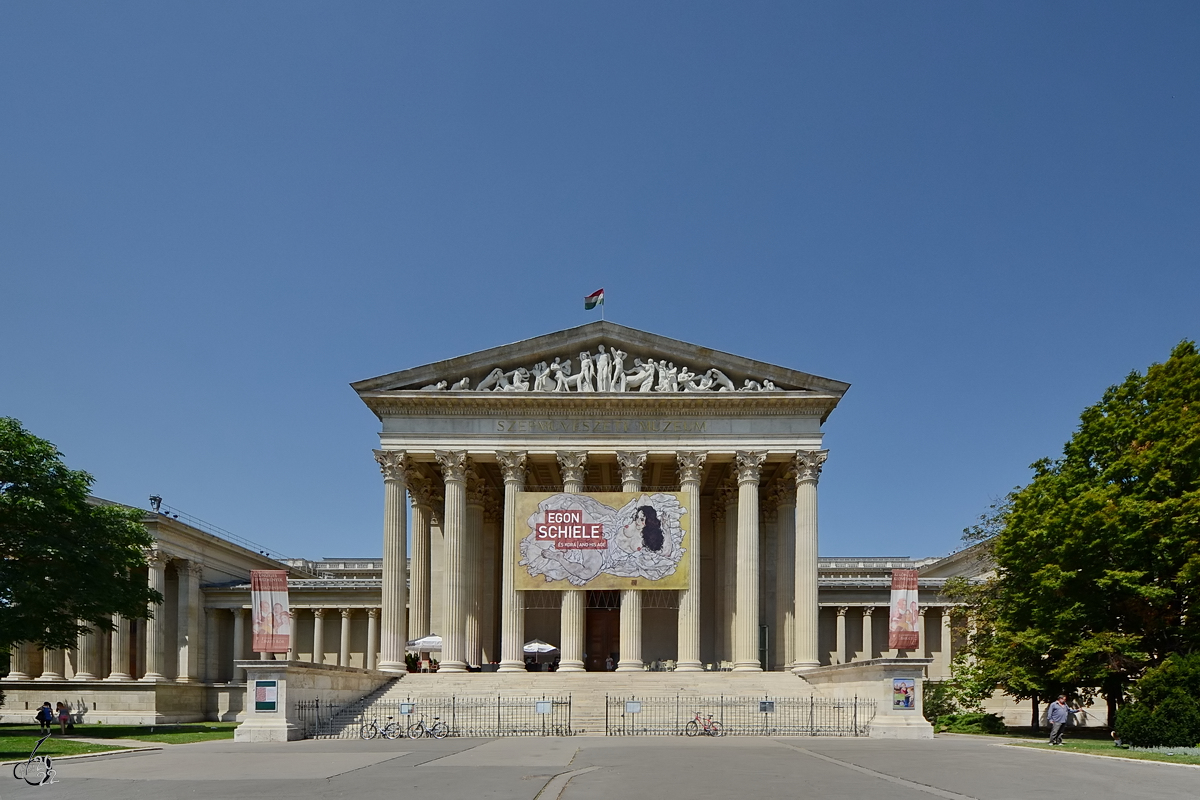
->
[887,569,920,650]
[251,570,291,653]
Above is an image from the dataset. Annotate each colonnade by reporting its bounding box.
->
[825,604,961,677]
[373,447,830,675]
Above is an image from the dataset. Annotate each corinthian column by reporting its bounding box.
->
[616,451,647,672]
[143,550,168,681]
[367,608,380,670]
[374,449,410,673]
[775,478,797,669]
[232,607,247,682]
[339,609,353,667]
[4,642,31,680]
[465,468,486,668]
[38,649,65,681]
[497,451,528,673]
[941,607,954,678]
[177,560,202,682]
[723,486,738,662]
[408,473,435,640]
[74,624,98,680]
[917,606,928,658]
[107,614,133,681]
[675,451,706,671]
[733,451,766,672]
[310,609,324,665]
[792,449,828,672]
[834,607,848,665]
[435,450,469,673]
[861,606,875,661]
[556,451,587,673]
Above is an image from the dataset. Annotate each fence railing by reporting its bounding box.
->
[297,696,576,739]
[605,695,875,736]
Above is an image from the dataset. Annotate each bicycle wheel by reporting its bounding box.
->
[430,722,449,740]
[25,758,49,786]
[383,723,403,740]
[684,720,699,737]
[709,721,724,737]
[359,722,379,740]
[406,722,424,740]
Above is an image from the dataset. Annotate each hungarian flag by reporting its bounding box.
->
[584,288,604,310]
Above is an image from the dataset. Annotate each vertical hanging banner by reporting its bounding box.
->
[887,569,920,650]
[251,570,291,653]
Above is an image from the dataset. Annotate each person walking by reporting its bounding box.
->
[56,702,70,735]
[1047,695,1081,745]
[35,702,54,735]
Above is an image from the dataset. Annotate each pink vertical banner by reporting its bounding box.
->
[887,569,920,650]
[251,570,291,653]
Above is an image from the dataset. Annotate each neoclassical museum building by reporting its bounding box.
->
[1,323,991,726]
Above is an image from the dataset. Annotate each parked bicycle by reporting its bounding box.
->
[359,715,403,740]
[407,716,449,739]
[684,712,724,737]
[12,733,56,785]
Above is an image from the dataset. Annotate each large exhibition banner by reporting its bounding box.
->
[251,570,292,653]
[515,491,691,591]
[887,569,920,650]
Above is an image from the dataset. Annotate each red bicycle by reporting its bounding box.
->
[685,712,724,737]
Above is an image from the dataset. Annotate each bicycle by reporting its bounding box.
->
[359,716,403,740]
[684,712,724,737]
[407,716,449,739]
[12,732,56,785]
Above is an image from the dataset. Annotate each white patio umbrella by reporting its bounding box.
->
[523,639,559,664]
[405,634,443,651]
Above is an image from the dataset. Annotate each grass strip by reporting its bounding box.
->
[1009,739,1200,766]
[0,737,128,761]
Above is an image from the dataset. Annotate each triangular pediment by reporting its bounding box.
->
[352,322,849,398]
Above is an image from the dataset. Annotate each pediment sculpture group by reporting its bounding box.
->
[419,344,784,394]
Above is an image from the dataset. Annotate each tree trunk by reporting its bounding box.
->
[1030,693,1040,733]
[1107,692,1118,729]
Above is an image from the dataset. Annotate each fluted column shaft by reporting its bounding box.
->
[557,451,587,672]
[861,607,875,661]
[409,482,434,639]
[497,452,528,672]
[202,609,219,681]
[231,608,247,682]
[367,608,380,670]
[723,490,738,662]
[465,473,485,668]
[917,607,928,658]
[177,561,201,682]
[143,552,168,681]
[616,452,647,672]
[339,609,353,667]
[941,607,953,678]
[775,490,797,669]
[834,607,847,665]
[5,642,31,680]
[792,450,828,672]
[107,614,133,680]
[733,451,765,672]
[39,649,65,680]
[675,452,706,671]
[436,450,469,673]
[375,449,409,673]
[311,609,325,665]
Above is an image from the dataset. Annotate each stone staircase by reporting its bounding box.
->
[321,671,820,737]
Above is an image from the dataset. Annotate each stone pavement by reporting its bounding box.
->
[5,735,1196,799]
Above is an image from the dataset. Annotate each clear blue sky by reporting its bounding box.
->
[3,2,1197,561]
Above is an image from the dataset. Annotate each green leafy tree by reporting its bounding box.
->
[952,342,1200,727]
[0,417,162,651]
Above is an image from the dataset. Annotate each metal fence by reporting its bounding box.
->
[605,695,875,737]
[297,696,576,739]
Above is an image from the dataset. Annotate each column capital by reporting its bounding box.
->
[918,606,928,618]
[735,451,767,484]
[312,608,325,619]
[340,608,353,619]
[465,467,487,508]
[773,472,798,505]
[675,451,707,484]
[179,560,204,578]
[374,449,410,483]
[367,607,380,620]
[863,605,876,617]
[435,450,469,483]
[794,449,829,484]
[408,472,436,508]
[712,503,726,524]
[495,451,528,484]
[144,548,170,566]
[837,606,849,616]
[483,490,502,524]
[616,451,648,486]
[555,451,587,485]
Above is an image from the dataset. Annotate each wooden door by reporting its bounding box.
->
[585,609,620,671]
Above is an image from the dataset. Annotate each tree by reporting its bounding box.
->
[0,417,162,651]
[951,341,1200,727]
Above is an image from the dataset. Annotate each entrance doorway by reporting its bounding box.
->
[586,609,619,671]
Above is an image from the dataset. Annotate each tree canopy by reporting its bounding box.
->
[949,341,1200,724]
[0,417,161,650]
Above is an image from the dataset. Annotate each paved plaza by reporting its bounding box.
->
[7,735,1196,800]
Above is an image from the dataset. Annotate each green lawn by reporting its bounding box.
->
[0,732,127,762]
[1008,737,1200,766]
[0,721,237,758]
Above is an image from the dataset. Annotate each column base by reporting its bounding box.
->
[557,661,585,673]
[674,661,703,672]
[71,673,98,681]
[141,673,169,682]
[615,661,643,672]
[732,662,763,673]
[1,674,31,681]
[35,674,64,681]
[497,661,526,673]
[791,661,820,673]
[104,674,133,682]
[439,661,468,673]
[377,661,407,674]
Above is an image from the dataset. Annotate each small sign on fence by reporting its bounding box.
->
[625,701,642,714]
[759,701,775,713]
[400,703,415,715]
[535,701,553,714]
[254,680,278,712]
